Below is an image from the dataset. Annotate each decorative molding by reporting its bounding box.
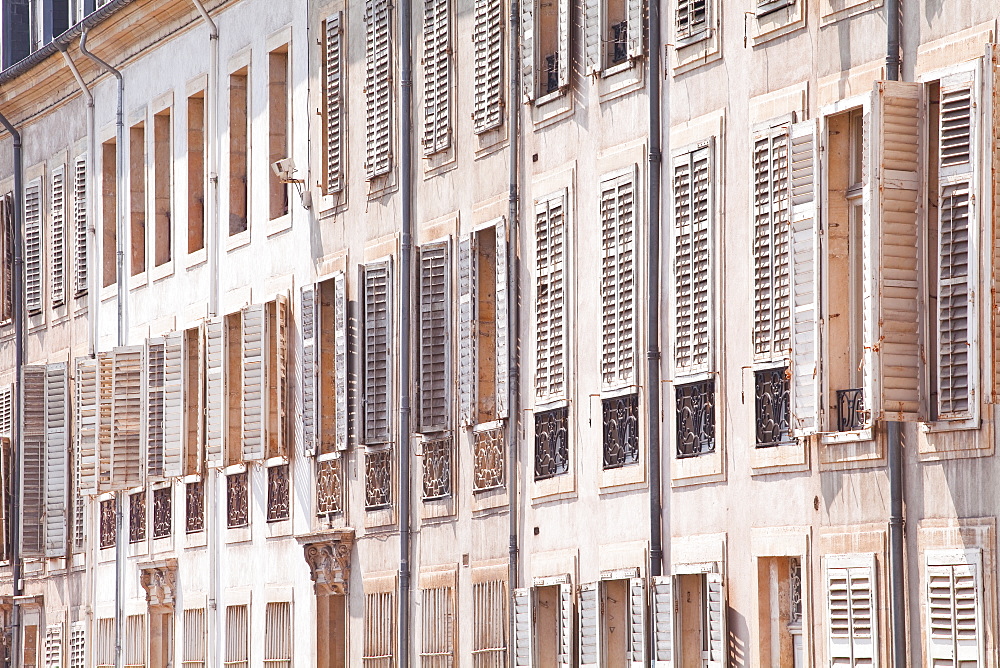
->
[298,529,355,595]
[139,559,178,609]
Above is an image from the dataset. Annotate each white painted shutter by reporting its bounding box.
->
[186,326,206,473]
[24,178,42,315]
[558,582,573,665]
[935,71,978,421]
[418,242,451,432]
[205,319,225,466]
[423,0,452,154]
[74,358,98,496]
[578,582,601,667]
[44,362,68,557]
[365,0,393,178]
[513,587,534,667]
[989,44,1000,403]
[458,235,477,425]
[866,81,922,421]
[0,384,11,438]
[472,0,504,133]
[334,272,349,450]
[628,578,646,667]
[302,284,319,456]
[242,303,267,460]
[626,0,644,59]
[363,261,393,443]
[325,12,344,193]
[556,0,570,89]
[50,167,66,308]
[705,573,726,667]
[69,621,85,668]
[111,346,143,490]
[272,295,289,458]
[21,365,46,556]
[601,169,638,388]
[145,338,165,479]
[583,0,602,74]
[925,550,983,667]
[162,333,184,477]
[788,120,821,435]
[826,554,878,668]
[45,623,63,668]
[495,220,510,418]
[676,0,707,41]
[97,352,113,491]
[535,191,568,401]
[73,154,88,297]
[520,0,535,102]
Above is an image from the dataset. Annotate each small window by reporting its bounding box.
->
[534,406,569,480]
[365,449,393,510]
[102,139,117,288]
[228,68,250,236]
[316,458,343,519]
[675,0,708,43]
[537,0,560,96]
[99,498,116,548]
[266,464,290,522]
[153,108,172,267]
[754,367,792,448]
[187,92,206,253]
[226,471,249,529]
[604,0,629,67]
[129,491,146,543]
[268,46,290,220]
[675,379,715,457]
[129,121,146,276]
[151,486,171,539]
[185,480,204,533]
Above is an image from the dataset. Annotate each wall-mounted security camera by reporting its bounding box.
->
[271,158,312,209]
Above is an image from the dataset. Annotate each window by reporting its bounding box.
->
[225,311,242,465]
[264,602,292,668]
[752,127,790,362]
[50,166,66,308]
[268,46,290,220]
[21,366,45,557]
[924,550,983,665]
[754,367,791,447]
[241,298,289,462]
[124,615,146,668]
[757,556,804,666]
[675,378,715,456]
[472,0,503,133]
[111,347,143,490]
[472,423,504,491]
[825,554,877,667]
[99,498,116,548]
[757,0,794,15]
[226,471,249,529]
[152,486,171,539]
[363,590,395,667]
[1,192,14,321]
[316,458,343,519]
[584,0,643,73]
[130,121,146,276]
[578,578,646,666]
[225,605,249,668]
[675,0,708,43]
[183,609,206,668]
[418,242,451,434]
[188,92,206,253]
[147,339,166,479]
[129,491,146,543]
[228,67,249,236]
[422,0,452,155]
[365,0,393,179]
[102,138,117,288]
[324,12,345,194]
[522,0,569,100]
[365,449,392,510]
[73,155,88,297]
[183,327,205,474]
[73,357,98,496]
[301,273,348,456]
[603,393,639,468]
[186,480,204,533]
[472,580,507,667]
[420,585,455,667]
[652,573,726,665]
[153,108,172,267]
[512,580,572,666]
[44,363,69,558]
[267,464,290,522]
[24,178,42,315]
[421,436,452,500]
[205,320,225,465]
[600,171,637,388]
[148,610,173,668]
[363,261,393,444]
[95,619,115,668]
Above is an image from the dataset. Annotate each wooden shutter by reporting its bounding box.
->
[365,0,393,178]
[111,347,143,490]
[583,0,602,74]
[423,0,452,154]
[826,554,878,667]
[44,363,69,557]
[325,12,344,194]
[513,587,533,667]
[21,365,46,557]
[705,573,726,667]
[272,295,289,459]
[472,0,504,133]
[556,0,570,89]
[44,623,63,668]
[242,303,266,460]
[788,120,821,435]
[628,577,646,667]
[601,169,638,388]
[334,272,349,450]
[676,0,707,41]
[302,285,319,456]
[162,333,184,477]
[97,352,113,492]
[186,325,207,471]
[205,320,225,466]
[989,44,1000,403]
[520,0,535,102]
[866,81,922,421]
[50,167,66,308]
[418,242,451,432]
[74,155,88,297]
[24,178,42,315]
[457,235,477,425]
[672,143,713,375]
[535,191,568,401]
[68,621,85,668]
[146,338,165,479]
[495,220,510,418]
[363,262,393,443]
[650,577,675,668]
[0,384,11,438]
[578,582,601,667]
[74,358,98,495]
[925,550,983,667]
[558,583,573,665]
[626,0,644,59]
[935,70,979,421]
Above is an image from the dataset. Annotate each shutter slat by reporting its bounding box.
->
[650,576,675,668]
[146,339,166,480]
[96,353,113,491]
[418,243,451,432]
[673,145,713,375]
[21,366,46,556]
[365,0,393,178]
[363,262,393,443]
[473,0,504,133]
[111,347,144,490]
[422,0,452,154]
[535,192,568,401]
[44,363,68,557]
[602,170,637,388]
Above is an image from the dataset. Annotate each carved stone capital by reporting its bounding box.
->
[299,529,355,596]
[139,560,178,610]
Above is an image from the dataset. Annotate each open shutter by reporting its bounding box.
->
[334,272,349,450]
[325,12,344,193]
[363,262,393,443]
[162,333,184,477]
[457,236,477,425]
[422,0,452,154]
[495,220,510,418]
[189,325,207,472]
[628,578,646,667]
[650,576,674,668]
[74,358,98,495]
[935,70,979,421]
[418,242,451,432]
[242,304,266,460]
[44,363,68,557]
[111,347,143,490]
[558,582,573,665]
[472,0,504,133]
[926,550,983,667]
[205,320,225,466]
[578,582,601,667]
[24,178,42,315]
[365,0,393,178]
[626,0,644,59]
[45,623,64,668]
[990,44,1000,403]
[788,120,821,434]
[556,0,570,89]
[705,573,726,667]
[97,352,113,491]
[866,80,922,422]
[302,285,319,456]
[69,622,85,668]
[273,295,289,458]
[826,554,878,668]
[583,0,602,74]
[21,365,46,557]
[520,0,535,101]
[74,155,88,297]
[0,384,10,438]
[146,338,165,480]
[50,167,66,308]
[513,587,534,667]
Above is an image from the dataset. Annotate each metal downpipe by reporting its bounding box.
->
[887,421,906,668]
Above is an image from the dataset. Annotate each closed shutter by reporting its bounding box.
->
[325,12,344,194]
[705,573,726,667]
[990,44,1000,403]
[334,272,349,450]
[556,0,570,89]
[520,0,535,102]
[21,365,46,557]
[601,169,638,388]
[535,191,567,401]
[826,554,878,667]
[205,320,225,466]
[422,0,452,154]
[242,303,266,460]
[97,353,113,491]
[24,178,42,315]
[457,235,477,425]
[650,576,675,668]
[74,155,88,297]
[50,167,66,308]
[626,0,644,59]
[583,0,602,74]
[628,578,646,667]
[578,582,601,667]
[365,0,393,178]
[676,0,707,41]
[145,338,165,479]
[162,333,184,477]
[74,358,98,495]
[301,285,319,456]
[672,143,713,375]
[68,621,85,668]
[472,0,504,133]
[363,261,393,444]
[0,384,11,438]
[111,347,143,490]
[1,193,10,323]
[44,362,69,557]
[558,583,573,665]
[495,220,510,418]
[866,80,921,421]
[513,587,533,667]
[44,623,63,668]
[935,71,979,421]
[925,550,983,667]
[788,120,821,435]
[418,242,450,432]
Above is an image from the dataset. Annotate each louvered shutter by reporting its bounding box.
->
[513,587,533,667]
[495,220,510,418]
[990,44,1000,403]
[705,573,726,666]
[520,0,535,102]
[24,178,42,315]
[672,143,713,375]
[535,192,567,401]
[205,320,225,466]
[325,13,344,194]
[69,622,85,668]
[334,272,349,450]
[628,578,646,667]
[601,170,638,388]
[558,583,573,665]
[45,623,63,668]
[271,295,289,459]
[788,120,821,435]
[97,353,113,491]
[0,384,11,438]
[583,0,602,74]
[865,81,922,422]
[363,262,393,443]
[186,326,206,473]
[44,363,69,557]
[457,236,477,425]
[74,358,98,495]
[418,242,450,432]
[50,167,66,308]
[21,365,46,557]
[365,0,393,178]
[111,347,143,490]
[650,576,674,668]
[925,551,983,667]
[578,583,601,667]
[1,193,11,323]
[935,71,979,421]
[472,0,504,133]
[0,436,8,562]
[826,554,878,668]
[676,0,707,41]
[242,303,267,460]
[626,0,644,59]
[146,338,165,480]
[423,0,452,154]
[302,285,319,456]
[162,333,184,477]
[556,0,570,89]
[74,155,88,297]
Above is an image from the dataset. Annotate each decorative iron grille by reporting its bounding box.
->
[611,21,629,64]
[316,458,343,518]
[152,487,171,539]
[422,436,453,500]
[837,388,866,431]
[473,425,505,492]
[676,379,716,457]
[227,472,249,529]
[100,498,116,549]
[603,393,640,469]
[267,465,291,522]
[186,480,205,533]
[129,492,146,543]
[754,367,792,447]
[789,557,802,624]
[534,407,569,480]
[365,449,392,510]
[544,53,559,94]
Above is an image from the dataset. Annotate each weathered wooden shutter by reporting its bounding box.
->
[68,621,85,668]
[0,194,10,323]
[24,178,42,315]
[0,436,8,562]
[242,303,267,460]
[989,44,1000,403]
[705,573,726,667]
[826,554,878,667]
[601,170,638,388]
[495,220,510,418]
[50,167,66,308]
[472,0,504,133]
[325,12,344,193]
[74,155,88,297]
[627,0,644,59]
[788,120,821,435]
[97,352,113,491]
[301,285,319,456]
[935,71,979,421]
[583,0,603,74]
[556,0,570,89]
[74,358,98,495]
[205,320,225,466]
[558,583,573,665]
[111,347,143,490]
[672,143,713,375]
[535,191,568,401]
[418,242,451,432]
[676,0,707,41]
[520,0,535,101]
[363,261,393,443]
[457,235,477,425]
[0,384,11,438]
[187,325,206,472]
[162,333,184,477]
[866,80,922,422]
[146,338,165,479]
[21,365,46,557]
[268,296,289,459]
[925,550,983,667]
[365,0,393,178]
[45,623,63,668]
[423,0,452,154]
[628,578,646,667]
[44,363,68,557]
[578,582,601,667]
[334,272,349,450]
[513,587,533,667]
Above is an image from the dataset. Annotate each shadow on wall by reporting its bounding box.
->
[728,606,750,668]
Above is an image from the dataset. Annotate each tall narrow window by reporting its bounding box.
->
[472,0,503,133]
[302,274,349,457]
[268,46,290,220]
[183,326,204,475]
[102,139,117,288]
[472,580,507,667]
[225,605,249,668]
[188,92,206,253]
[521,0,569,100]
[123,615,146,668]
[153,108,172,267]
[129,491,146,543]
[68,622,85,668]
[183,609,206,668]
[264,602,292,668]
[95,619,115,668]
[324,13,345,194]
[23,179,42,315]
[228,68,249,236]
[363,590,396,666]
[50,166,66,308]
[225,311,243,465]
[420,585,455,667]
[418,242,450,433]
[130,122,146,276]
[757,556,804,665]
[422,0,452,155]
[365,0,393,179]
[924,550,983,665]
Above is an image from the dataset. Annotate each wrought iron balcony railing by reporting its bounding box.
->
[603,393,640,469]
[534,407,569,480]
[836,388,866,431]
[754,367,793,447]
[676,379,716,457]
